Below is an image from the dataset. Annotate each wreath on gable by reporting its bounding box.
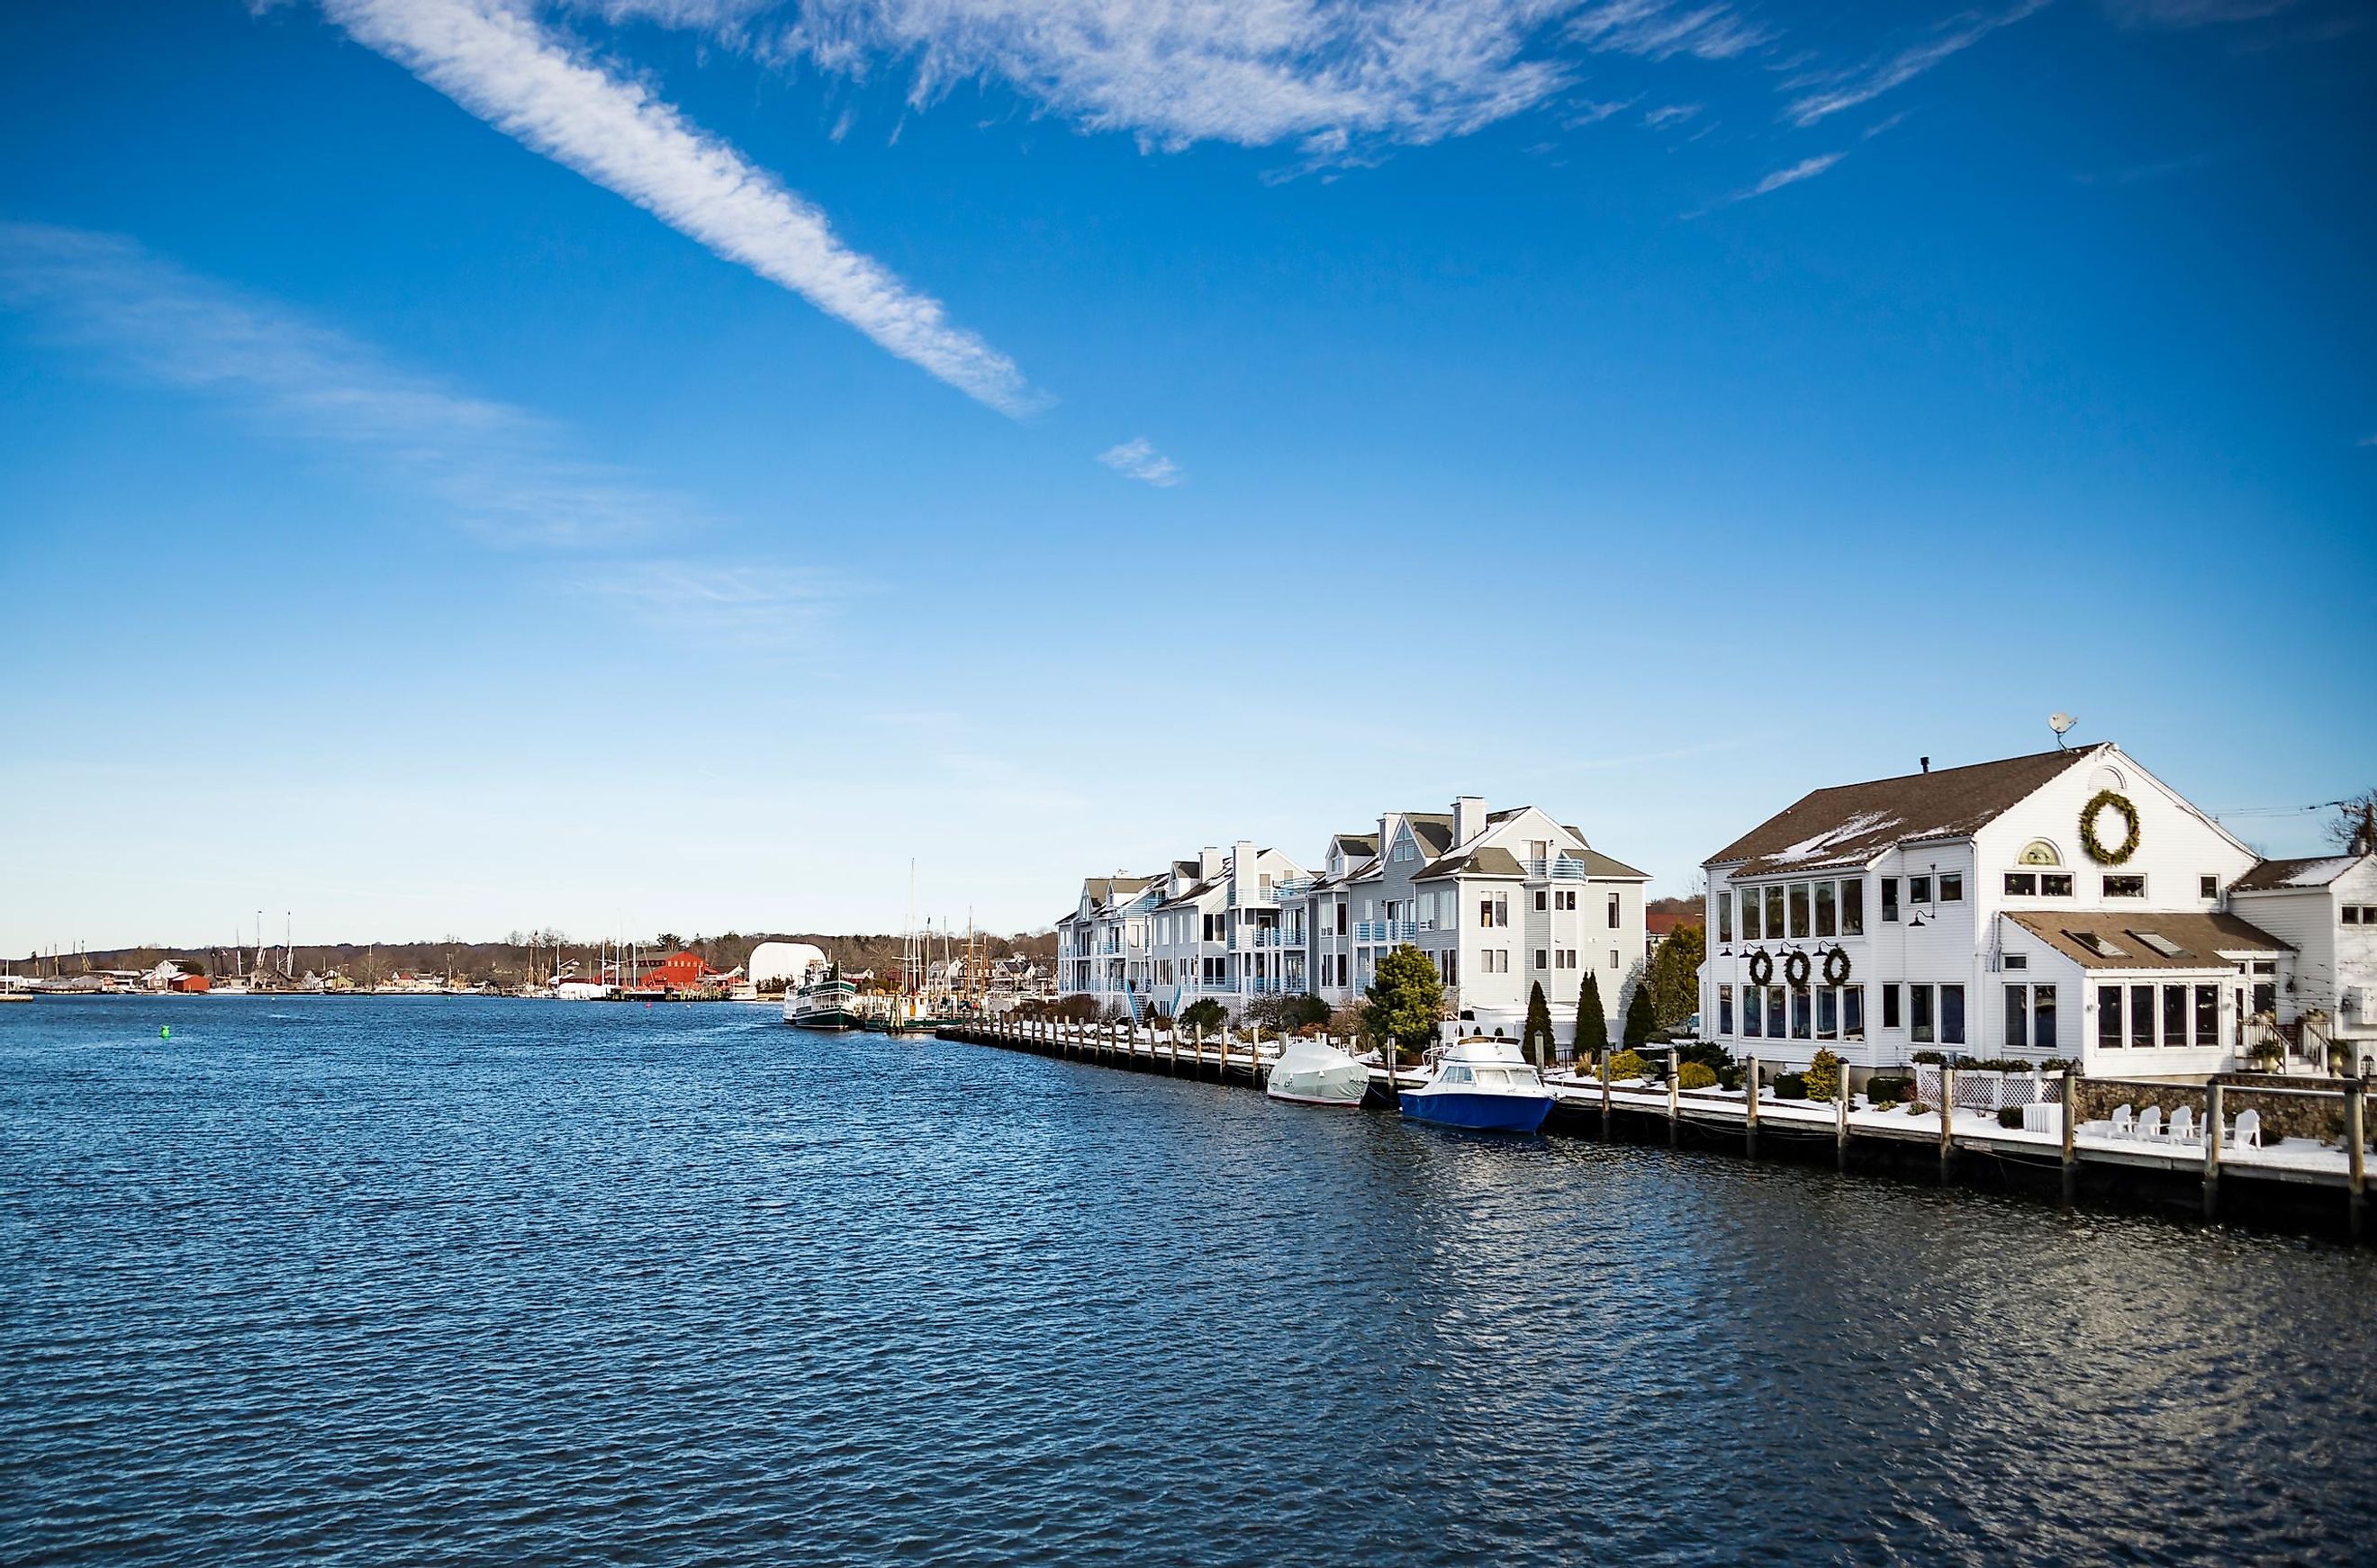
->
[1822,947,1851,987]
[2080,789,2141,866]
[1784,950,1813,988]
[1748,950,1775,987]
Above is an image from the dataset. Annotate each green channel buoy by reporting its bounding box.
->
[160,1025,170,1039]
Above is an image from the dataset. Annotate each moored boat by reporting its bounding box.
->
[1399,1036,1555,1134]
[784,962,861,1031]
[1264,1036,1371,1108]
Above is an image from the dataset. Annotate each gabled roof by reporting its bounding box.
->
[1080,874,1157,909]
[2230,854,2370,893]
[1331,832,1378,858]
[1407,815,1454,856]
[1155,879,1223,910]
[1414,845,1528,881]
[1575,848,1650,880]
[2005,909,2291,970]
[1705,746,2103,878]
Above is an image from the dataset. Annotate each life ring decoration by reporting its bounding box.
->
[1748,950,1775,987]
[1784,950,1813,988]
[1822,947,1851,987]
[2080,789,2141,866]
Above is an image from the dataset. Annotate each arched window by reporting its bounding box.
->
[2019,840,2063,867]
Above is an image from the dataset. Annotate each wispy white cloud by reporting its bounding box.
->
[1643,102,1701,127]
[0,221,671,545]
[1686,149,1845,214]
[1784,0,2048,129]
[599,0,1595,158]
[1098,437,1182,487]
[567,563,850,646]
[2101,0,2292,24]
[322,0,1041,415]
[1568,0,1774,60]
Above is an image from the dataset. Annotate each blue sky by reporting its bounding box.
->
[2,0,2372,954]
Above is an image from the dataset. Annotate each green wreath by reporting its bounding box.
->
[2080,789,2141,866]
[1748,950,1774,987]
[1822,947,1851,987]
[1784,950,1812,988]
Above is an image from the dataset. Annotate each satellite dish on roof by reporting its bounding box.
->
[2049,713,2076,748]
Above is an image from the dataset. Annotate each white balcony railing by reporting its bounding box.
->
[1527,856,1589,879]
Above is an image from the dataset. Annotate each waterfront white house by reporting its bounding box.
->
[2225,840,2377,1077]
[1055,843,1313,1021]
[1700,743,2303,1079]
[1284,797,1649,1047]
[1054,798,1649,1041]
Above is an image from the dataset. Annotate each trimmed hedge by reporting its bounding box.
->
[1677,1061,1718,1090]
[1775,1072,1808,1100]
[1866,1075,1911,1106]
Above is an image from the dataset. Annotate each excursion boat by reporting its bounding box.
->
[783,964,861,1032]
[1264,1036,1371,1108]
[1399,1036,1555,1134]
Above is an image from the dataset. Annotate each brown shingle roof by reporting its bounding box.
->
[1576,848,1649,880]
[1333,833,1378,857]
[2005,910,2290,970]
[1705,746,2102,878]
[1406,815,1454,857]
[1414,845,1528,881]
[2229,854,2369,893]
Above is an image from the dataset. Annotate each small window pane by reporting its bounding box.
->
[1789,883,1812,939]
[1744,985,1762,1037]
[1843,986,1865,1041]
[1720,984,1735,1036]
[2164,985,2188,1050]
[1815,881,1836,938]
[1741,889,1762,941]
[1883,984,1901,1030]
[1940,874,1964,903]
[1911,984,1933,1043]
[1766,887,1785,939]
[2131,985,2155,1050]
[2041,873,2074,897]
[1719,892,1733,943]
[1818,987,1839,1040]
[1791,987,1812,1040]
[2194,984,2217,1049]
[2100,986,2122,1050]
[2035,986,2056,1050]
[1881,879,1900,922]
[1941,984,1966,1047]
[2005,985,2028,1050]
[1767,987,1785,1038]
[1841,879,1864,936]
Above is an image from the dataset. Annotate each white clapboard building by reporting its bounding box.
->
[1699,743,2300,1079]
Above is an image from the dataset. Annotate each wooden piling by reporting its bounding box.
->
[2348,1077,2367,1243]
[1600,1049,1613,1138]
[2060,1070,2078,1208]
[1745,1055,1759,1159]
[1939,1065,1957,1184]
[1668,1048,1680,1147]
[1835,1072,1849,1172]
[2202,1080,2224,1221]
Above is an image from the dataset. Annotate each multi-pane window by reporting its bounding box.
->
[1718,891,1733,943]
[2100,987,2122,1050]
[1556,891,1577,911]
[2130,985,2155,1050]
[1815,881,1837,938]
[1941,985,1966,1047]
[1558,950,1577,969]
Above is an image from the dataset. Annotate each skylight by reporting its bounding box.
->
[2132,932,2189,960]
[2069,931,2129,959]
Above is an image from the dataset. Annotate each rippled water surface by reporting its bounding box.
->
[4,996,2373,1565]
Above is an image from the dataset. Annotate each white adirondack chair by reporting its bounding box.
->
[2110,1104,2135,1140]
[2234,1108,2263,1149]
[2137,1104,2165,1141]
[2169,1104,2197,1145]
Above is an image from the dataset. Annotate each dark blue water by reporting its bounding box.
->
[4,996,2372,1565]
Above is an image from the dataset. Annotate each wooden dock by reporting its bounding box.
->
[935,1017,2371,1240]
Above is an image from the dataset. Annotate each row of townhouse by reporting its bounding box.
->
[1698,742,2377,1080]
[1055,798,1652,1044]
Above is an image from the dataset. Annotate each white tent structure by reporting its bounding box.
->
[748,942,829,990]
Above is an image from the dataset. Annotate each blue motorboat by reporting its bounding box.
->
[1398,1037,1555,1134]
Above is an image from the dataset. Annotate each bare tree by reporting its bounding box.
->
[2327,789,2377,853]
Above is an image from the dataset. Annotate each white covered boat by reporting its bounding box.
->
[1264,1036,1371,1108]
